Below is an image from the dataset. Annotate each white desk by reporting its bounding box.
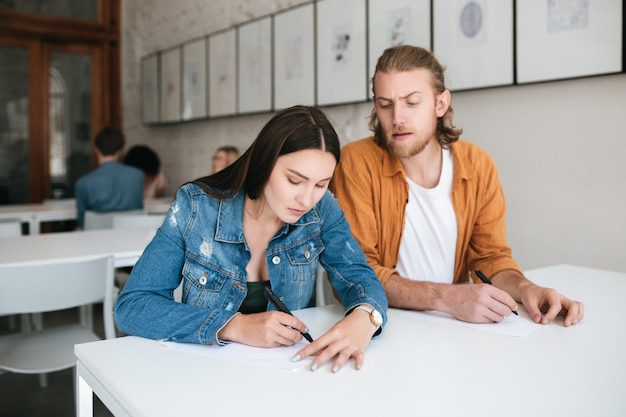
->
[0,200,76,234]
[0,197,172,234]
[75,265,626,417]
[0,228,156,268]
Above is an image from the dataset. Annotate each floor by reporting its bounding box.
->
[0,305,114,417]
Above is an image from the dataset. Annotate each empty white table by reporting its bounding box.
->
[0,197,172,234]
[0,228,156,267]
[75,265,626,417]
[0,199,76,234]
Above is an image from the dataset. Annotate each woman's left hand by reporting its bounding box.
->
[291,308,377,372]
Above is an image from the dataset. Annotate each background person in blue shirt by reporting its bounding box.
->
[115,105,388,373]
[75,127,144,229]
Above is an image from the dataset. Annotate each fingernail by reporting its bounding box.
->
[332,365,339,373]
[291,355,300,362]
[356,363,362,370]
[311,363,318,372]
[304,327,309,333]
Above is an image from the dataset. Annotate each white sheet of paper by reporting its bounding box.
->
[159,340,313,371]
[393,307,543,337]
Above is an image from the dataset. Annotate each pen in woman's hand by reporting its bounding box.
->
[475,270,519,316]
[263,286,314,342]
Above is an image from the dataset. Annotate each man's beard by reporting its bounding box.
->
[385,133,432,158]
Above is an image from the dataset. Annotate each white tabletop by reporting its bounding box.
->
[0,200,76,234]
[0,228,156,268]
[75,264,626,417]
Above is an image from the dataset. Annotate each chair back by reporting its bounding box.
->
[0,256,116,339]
[84,209,144,230]
[112,213,165,230]
[0,220,21,237]
[315,267,341,306]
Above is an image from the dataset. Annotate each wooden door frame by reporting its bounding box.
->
[0,0,120,202]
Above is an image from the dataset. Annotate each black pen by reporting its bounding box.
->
[474,269,518,316]
[263,285,314,342]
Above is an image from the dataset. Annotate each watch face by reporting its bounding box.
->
[372,309,383,326]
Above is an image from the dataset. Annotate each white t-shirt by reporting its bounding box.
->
[396,148,457,283]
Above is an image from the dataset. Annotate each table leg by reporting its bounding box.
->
[77,366,94,417]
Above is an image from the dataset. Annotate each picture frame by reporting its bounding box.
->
[141,53,159,125]
[237,16,273,114]
[159,46,181,123]
[367,0,431,95]
[433,0,514,91]
[273,3,315,110]
[208,28,237,117]
[182,37,207,121]
[516,0,623,84]
[316,0,368,106]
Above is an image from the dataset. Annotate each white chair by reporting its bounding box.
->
[315,267,340,306]
[84,209,144,230]
[112,213,165,230]
[0,220,23,331]
[83,210,142,332]
[0,256,115,390]
[0,219,22,237]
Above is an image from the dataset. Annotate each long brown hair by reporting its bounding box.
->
[191,105,341,200]
[369,45,463,148]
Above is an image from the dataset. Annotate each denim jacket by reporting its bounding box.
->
[114,183,388,345]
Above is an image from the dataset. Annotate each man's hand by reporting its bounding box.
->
[441,283,519,323]
[519,285,584,326]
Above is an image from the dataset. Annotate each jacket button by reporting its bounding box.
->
[199,276,207,285]
[304,250,310,259]
[272,256,281,265]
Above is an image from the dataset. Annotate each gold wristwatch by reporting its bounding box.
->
[354,305,383,329]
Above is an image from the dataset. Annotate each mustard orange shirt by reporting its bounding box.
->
[331,137,521,286]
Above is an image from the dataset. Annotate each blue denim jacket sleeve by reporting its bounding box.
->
[114,185,388,345]
[314,192,388,324]
[114,185,239,345]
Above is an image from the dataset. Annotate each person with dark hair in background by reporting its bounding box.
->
[75,127,144,229]
[115,105,387,373]
[123,144,168,199]
[211,145,240,173]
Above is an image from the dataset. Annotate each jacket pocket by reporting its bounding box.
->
[182,257,230,307]
[284,236,323,282]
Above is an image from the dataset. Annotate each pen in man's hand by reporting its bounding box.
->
[474,269,519,316]
[263,285,314,342]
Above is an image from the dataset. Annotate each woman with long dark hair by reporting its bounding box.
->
[115,105,387,373]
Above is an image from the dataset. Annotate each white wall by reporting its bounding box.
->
[121,0,626,273]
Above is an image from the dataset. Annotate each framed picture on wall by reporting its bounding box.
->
[141,53,159,124]
[237,16,273,114]
[208,28,237,117]
[433,0,514,91]
[367,0,431,95]
[516,0,623,84]
[316,0,368,106]
[273,3,315,110]
[159,46,181,123]
[182,37,207,121]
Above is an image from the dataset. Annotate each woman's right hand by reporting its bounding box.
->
[217,311,307,347]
